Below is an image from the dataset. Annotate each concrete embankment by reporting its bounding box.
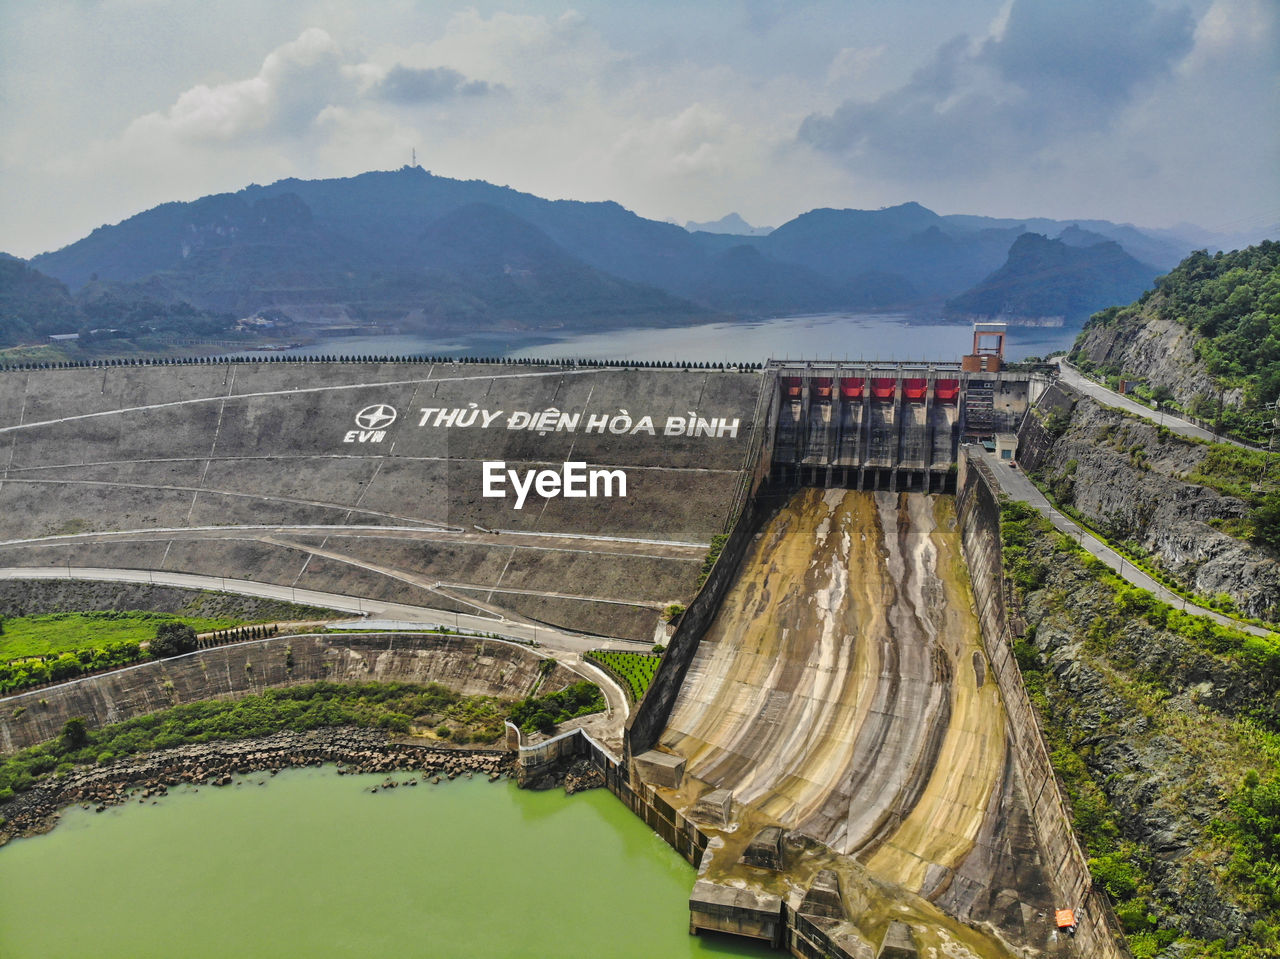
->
[0,362,764,640]
[0,633,581,754]
[956,452,1128,959]
[0,727,511,845]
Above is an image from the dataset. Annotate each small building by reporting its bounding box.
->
[994,432,1018,462]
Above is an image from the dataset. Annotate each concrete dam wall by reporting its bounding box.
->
[0,357,1122,957]
[640,488,1064,957]
[955,451,1127,959]
[0,362,764,640]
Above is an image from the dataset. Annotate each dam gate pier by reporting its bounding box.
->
[766,359,1050,493]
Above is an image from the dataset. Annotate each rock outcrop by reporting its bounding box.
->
[1071,311,1244,409]
[0,727,512,845]
[1015,544,1265,945]
[1018,383,1279,620]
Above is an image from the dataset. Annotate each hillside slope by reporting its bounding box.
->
[1070,242,1280,440]
[945,233,1159,325]
[27,168,1192,332]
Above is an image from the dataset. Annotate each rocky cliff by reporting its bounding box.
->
[1007,511,1275,950]
[1071,312,1242,409]
[1018,383,1279,620]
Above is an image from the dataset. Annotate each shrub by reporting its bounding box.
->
[150,622,197,658]
[1089,853,1139,899]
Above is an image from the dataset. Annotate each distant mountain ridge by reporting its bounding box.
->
[685,213,773,236]
[944,233,1160,324]
[26,167,1196,335]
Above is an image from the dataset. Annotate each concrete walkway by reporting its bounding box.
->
[1054,357,1250,448]
[969,448,1273,639]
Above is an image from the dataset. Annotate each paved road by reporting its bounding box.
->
[0,564,636,740]
[0,565,655,650]
[0,521,706,561]
[1054,357,1248,447]
[971,448,1272,638]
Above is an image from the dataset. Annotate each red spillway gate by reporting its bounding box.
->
[840,377,864,399]
[811,377,833,399]
[871,377,896,400]
[935,379,960,403]
[903,378,928,401]
[783,377,802,399]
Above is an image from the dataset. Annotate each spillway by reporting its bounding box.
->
[651,489,1061,957]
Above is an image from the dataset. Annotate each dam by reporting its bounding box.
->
[645,489,1052,957]
[0,356,1110,958]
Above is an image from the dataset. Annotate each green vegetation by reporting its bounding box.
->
[1154,243,1280,407]
[0,611,239,661]
[585,650,662,703]
[999,500,1280,956]
[0,681,523,802]
[507,680,606,736]
[1076,241,1280,444]
[0,641,145,694]
[0,257,236,350]
[148,622,197,658]
[662,603,686,623]
[1249,493,1280,553]
[696,534,729,588]
[1187,443,1276,505]
[1219,773,1280,915]
[0,611,276,695]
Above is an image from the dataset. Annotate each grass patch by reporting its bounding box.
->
[1188,444,1274,504]
[0,611,244,661]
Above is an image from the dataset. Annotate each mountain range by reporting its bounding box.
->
[4,166,1214,348]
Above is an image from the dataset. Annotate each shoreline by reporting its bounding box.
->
[0,726,513,846]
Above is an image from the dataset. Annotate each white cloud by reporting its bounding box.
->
[0,2,1274,257]
[826,46,886,86]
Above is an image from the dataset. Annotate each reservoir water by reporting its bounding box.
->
[0,767,772,958]
[226,313,1073,364]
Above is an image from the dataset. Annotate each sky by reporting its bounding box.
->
[1,0,1277,259]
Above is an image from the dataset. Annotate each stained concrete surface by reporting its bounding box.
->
[0,363,762,639]
[658,489,1062,956]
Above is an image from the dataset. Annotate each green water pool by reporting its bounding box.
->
[0,766,773,958]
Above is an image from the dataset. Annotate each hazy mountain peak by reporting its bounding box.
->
[684,212,773,236]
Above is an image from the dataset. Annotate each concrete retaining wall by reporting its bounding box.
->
[0,362,763,641]
[0,633,574,755]
[517,725,712,867]
[956,450,1129,959]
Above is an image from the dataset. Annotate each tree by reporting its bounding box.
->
[1251,492,1280,553]
[61,717,89,751]
[150,622,197,658]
